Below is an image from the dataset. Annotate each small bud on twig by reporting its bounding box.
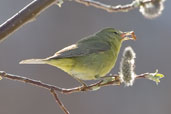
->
[145,69,165,85]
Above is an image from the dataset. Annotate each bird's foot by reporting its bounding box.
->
[74,78,88,88]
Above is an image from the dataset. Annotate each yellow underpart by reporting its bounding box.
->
[47,58,75,74]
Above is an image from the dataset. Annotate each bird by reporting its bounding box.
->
[20,28,136,86]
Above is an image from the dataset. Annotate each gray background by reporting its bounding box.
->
[0,0,171,114]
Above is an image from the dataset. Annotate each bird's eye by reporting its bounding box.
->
[113,32,119,35]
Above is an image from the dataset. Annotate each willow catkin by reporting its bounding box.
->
[120,47,136,86]
[139,0,166,19]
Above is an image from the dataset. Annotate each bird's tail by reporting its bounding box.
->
[19,59,47,64]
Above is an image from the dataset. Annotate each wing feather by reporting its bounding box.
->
[48,36,111,59]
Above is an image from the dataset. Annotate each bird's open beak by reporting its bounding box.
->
[120,31,136,41]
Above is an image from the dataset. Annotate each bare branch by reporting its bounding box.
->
[0,71,150,94]
[50,89,70,114]
[0,70,163,113]
[0,0,57,42]
[73,0,152,12]
[0,0,154,42]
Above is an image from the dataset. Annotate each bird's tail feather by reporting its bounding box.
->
[19,59,47,64]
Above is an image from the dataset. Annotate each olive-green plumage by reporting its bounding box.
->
[20,28,134,81]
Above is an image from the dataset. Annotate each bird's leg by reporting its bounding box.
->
[74,78,87,87]
[96,76,116,84]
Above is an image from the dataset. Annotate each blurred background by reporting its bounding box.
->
[0,0,171,114]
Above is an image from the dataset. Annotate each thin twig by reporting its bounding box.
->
[0,71,157,114]
[50,89,70,114]
[0,71,148,94]
[73,0,152,12]
[0,0,154,42]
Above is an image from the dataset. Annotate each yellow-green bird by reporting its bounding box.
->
[20,28,136,85]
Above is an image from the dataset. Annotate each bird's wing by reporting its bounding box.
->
[48,40,110,59]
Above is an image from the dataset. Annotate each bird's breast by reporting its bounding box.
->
[68,50,117,80]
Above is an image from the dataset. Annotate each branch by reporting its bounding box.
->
[50,89,70,114]
[0,0,154,42]
[0,71,70,114]
[0,70,164,113]
[0,71,120,94]
[0,71,162,94]
[0,0,57,42]
[73,0,152,12]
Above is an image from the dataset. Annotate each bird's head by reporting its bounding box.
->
[97,28,136,43]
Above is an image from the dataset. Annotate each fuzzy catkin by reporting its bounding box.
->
[139,0,166,19]
[120,47,136,86]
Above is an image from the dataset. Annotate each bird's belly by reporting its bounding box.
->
[48,51,117,80]
[69,51,116,80]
